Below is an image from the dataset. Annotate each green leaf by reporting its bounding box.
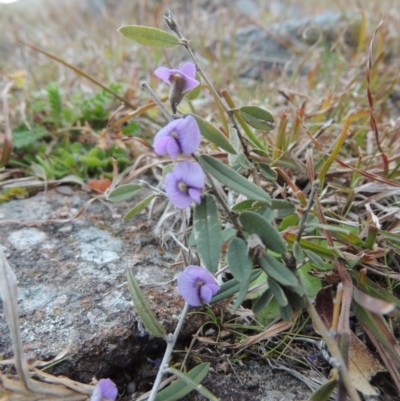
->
[231,281,250,313]
[279,303,294,320]
[227,238,253,281]
[258,254,298,287]
[210,269,262,304]
[155,363,210,401]
[126,268,165,338]
[239,211,286,254]
[239,105,274,131]
[292,242,305,263]
[304,250,324,268]
[185,72,202,100]
[237,153,252,169]
[253,288,273,313]
[279,214,300,231]
[124,194,157,221]
[311,374,338,401]
[271,199,295,218]
[118,25,181,48]
[198,155,271,204]
[221,227,236,242]
[190,115,237,154]
[193,195,222,273]
[228,126,240,167]
[268,277,288,307]
[107,184,142,202]
[256,162,278,180]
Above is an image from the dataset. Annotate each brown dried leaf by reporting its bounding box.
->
[349,332,386,396]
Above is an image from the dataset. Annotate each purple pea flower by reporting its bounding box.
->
[154,62,200,113]
[165,161,205,209]
[90,378,117,401]
[177,265,220,306]
[153,116,200,159]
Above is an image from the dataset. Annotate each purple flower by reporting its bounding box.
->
[90,378,117,401]
[154,62,200,113]
[154,62,199,93]
[177,265,220,306]
[153,116,201,159]
[165,161,205,209]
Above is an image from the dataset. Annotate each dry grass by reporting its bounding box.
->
[2,0,400,399]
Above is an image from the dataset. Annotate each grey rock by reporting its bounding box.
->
[0,189,312,399]
[231,11,359,78]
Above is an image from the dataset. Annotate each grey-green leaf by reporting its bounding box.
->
[155,363,210,401]
[239,105,275,131]
[268,277,288,307]
[210,269,262,304]
[292,242,305,263]
[305,250,324,268]
[118,25,181,48]
[193,195,222,273]
[227,237,253,282]
[123,194,157,221]
[258,253,298,287]
[126,268,165,338]
[253,288,273,313]
[256,162,278,180]
[239,211,286,254]
[271,199,295,218]
[231,281,250,313]
[107,184,142,202]
[190,114,237,154]
[198,155,271,204]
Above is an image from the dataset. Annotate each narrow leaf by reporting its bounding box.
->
[210,269,262,304]
[107,184,142,202]
[311,370,338,401]
[304,250,324,268]
[258,254,298,287]
[268,277,288,307]
[240,211,286,254]
[118,25,181,48]
[239,105,274,131]
[253,288,273,313]
[198,155,271,204]
[292,242,305,263]
[231,281,251,313]
[190,114,237,154]
[193,195,222,273]
[126,268,165,338]
[155,363,210,401]
[256,162,278,180]
[123,194,157,221]
[227,237,253,281]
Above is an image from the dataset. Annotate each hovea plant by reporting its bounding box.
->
[106,10,399,401]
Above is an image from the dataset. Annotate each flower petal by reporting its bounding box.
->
[200,285,213,303]
[188,187,201,204]
[154,67,175,84]
[177,271,201,306]
[165,172,193,209]
[176,116,201,155]
[153,136,171,155]
[166,138,180,159]
[91,379,117,401]
[180,62,196,79]
[182,76,200,93]
[182,161,204,189]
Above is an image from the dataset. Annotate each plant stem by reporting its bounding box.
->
[147,302,189,401]
[141,81,173,122]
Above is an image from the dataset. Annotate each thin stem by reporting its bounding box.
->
[141,81,173,122]
[148,303,190,401]
[182,44,260,186]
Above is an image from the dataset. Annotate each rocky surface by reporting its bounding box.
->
[231,11,360,78]
[0,187,312,399]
